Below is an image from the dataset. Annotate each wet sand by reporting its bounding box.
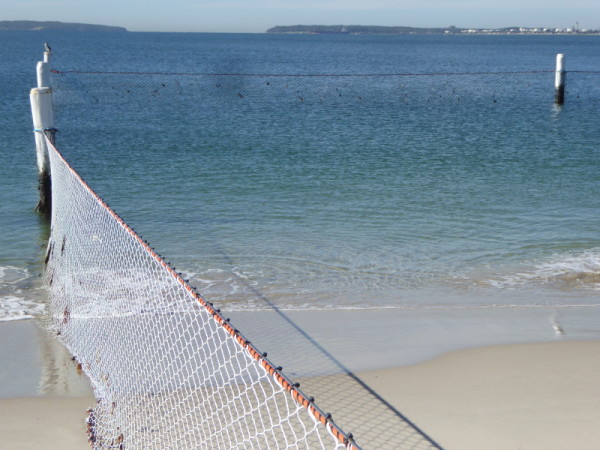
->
[0,320,93,399]
[0,320,94,449]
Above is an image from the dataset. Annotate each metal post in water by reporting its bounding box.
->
[554,53,566,105]
[30,45,55,214]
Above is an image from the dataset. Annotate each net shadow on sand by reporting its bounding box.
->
[214,258,443,449]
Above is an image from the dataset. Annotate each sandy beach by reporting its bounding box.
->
[0,396,94,450]
[360,340,600,449]
[0,320,94,449]
[1,312,599,449]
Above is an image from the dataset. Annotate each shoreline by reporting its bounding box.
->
[3,304,600,391]
[227,305,600,374]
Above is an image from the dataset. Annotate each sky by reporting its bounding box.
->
[2,0,599,33]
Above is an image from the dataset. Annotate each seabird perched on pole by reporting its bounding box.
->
[44,42,52,53]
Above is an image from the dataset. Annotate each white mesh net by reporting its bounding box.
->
[43,134,357,449]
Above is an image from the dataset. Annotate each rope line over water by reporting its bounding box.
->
[50,67,600,110]
[53,68,578,77]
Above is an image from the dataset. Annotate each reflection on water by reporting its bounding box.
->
[34,317,94,397]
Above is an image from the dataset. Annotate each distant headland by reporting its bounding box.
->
[267,25,599,35]
[0,20,127,32]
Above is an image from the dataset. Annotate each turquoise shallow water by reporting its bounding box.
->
[1,32,599,319]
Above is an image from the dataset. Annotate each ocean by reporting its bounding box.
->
[1,31,599,323]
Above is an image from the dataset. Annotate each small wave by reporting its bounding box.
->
[179,298,600,313]
[0,266,31,284]
[477,249,600,291]
[0,266,46,321]
[0,295,46,321]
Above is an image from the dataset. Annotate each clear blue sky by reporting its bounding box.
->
[2,0,598,32]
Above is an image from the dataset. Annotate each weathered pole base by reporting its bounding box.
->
[36,171,52,215]
[554,86,565,105]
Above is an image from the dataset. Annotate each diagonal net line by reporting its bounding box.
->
[42,132,358,449]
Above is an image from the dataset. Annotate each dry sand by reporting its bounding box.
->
[0,396,94,450]
[360,340,600,449]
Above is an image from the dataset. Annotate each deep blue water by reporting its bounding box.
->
[1,31,599,319]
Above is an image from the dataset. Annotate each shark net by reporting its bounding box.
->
[42,133,357,449]
[37,51,600,448]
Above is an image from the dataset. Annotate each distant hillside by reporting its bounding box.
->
[0,20,127,32]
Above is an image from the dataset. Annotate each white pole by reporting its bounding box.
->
[554,53,566,105]
[31,44,56,213]
[36,61,51,88]
[30,85,55,212]
[30,86,55,169]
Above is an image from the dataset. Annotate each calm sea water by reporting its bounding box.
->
[1,31,599,320]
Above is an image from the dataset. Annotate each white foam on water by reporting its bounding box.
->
[0,266,46,321]
[0,295,46,321]
[484,249,600,291]
[181,247,600,312]
[45,247,598,318]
